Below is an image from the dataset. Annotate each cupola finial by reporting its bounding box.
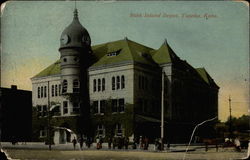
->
[74,8,78,19]
[73,0,78,20]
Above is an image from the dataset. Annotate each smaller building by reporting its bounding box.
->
[0,85,32,142]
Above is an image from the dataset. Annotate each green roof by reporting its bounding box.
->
[33,60,61,78]
[151,41,177,65]
[91,39,156,67]
[196,68,219,88]
[34,39,214,83]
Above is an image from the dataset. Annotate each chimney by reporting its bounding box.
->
[11,85,17,90]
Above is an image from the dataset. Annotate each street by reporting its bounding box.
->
[1,142,248,160]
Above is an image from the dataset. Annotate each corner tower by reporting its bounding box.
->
[59,9,92,117]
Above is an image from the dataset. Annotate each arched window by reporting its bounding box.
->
[62,80,67,94]
[41,86,43,98]
[38,87,40,98]
[52,85,54,97]
[98,79,101,91]
[93,79,96,92]
[116,76,120,89]
[44,86,47,98]
[102,78,105,91]
[112,77,115,90]
[121,75,125,89]
[73,79,79,93]
[55,85,58,96]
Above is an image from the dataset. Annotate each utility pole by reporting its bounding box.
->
[161,70,164,150]
[229,96,232,139]
[47,81,51,151]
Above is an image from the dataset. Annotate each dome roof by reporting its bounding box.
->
[59,9,91,50]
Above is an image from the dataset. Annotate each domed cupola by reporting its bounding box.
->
[59,9,91,50]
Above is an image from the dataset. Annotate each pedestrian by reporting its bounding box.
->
[79,137,84,150]
[96,136,100,149]
[154,138,158,151]
[72,137,77,150]
[124,137,129,149]
[99,137,103,149]
[234,137,241,152]
[167,142,170,150]
[144,137,149,150]
[108,137,112,149]
[139,136,144,149]
[132,138,137,149]
[113,137,117,149]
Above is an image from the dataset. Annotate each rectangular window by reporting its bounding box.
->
[139,76,141,89]
[38,87,40,98]
[121,76,125,89]
[102,78,105,91]
[112,99,118,112]
[100,100,106,113]
[118,99,125,112]
[73,80,79,93]
[55,85,58,96]
[97,125,105,137]
[58,84,61,96]
[44,86,47,97]
[141,76,144,90]
[93,79,96,92]
[98,79,101,91]
[112,77,115,90]
[116,124,123,136]
[52,85,54,97]
[41,86,43,98]
[72,102,80,114]
[116,76,120,89]
[39,129,47,138]
[93,101,98,114]
[63,101,68,114]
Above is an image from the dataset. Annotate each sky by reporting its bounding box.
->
[1,1,249,121]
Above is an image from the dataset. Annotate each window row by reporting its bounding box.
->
[37,105,48,117]
[93,78,105,92]
[112,75,125,90]
[96,123,123,137]
[92,98,125,114]
[137,98,161,114]
[37,86,47,98]
[37,84,62,99]
[62,101,80,115]
[62,79,80,94]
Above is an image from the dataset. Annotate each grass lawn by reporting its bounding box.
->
[4,148,247,160]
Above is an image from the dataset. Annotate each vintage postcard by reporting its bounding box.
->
[0,1,249,160]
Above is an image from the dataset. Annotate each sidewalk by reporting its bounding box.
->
[0,142,232,152]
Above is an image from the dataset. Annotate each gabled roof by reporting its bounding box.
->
[90,39,156,67]
[196,68,219,88]
[151,40,178,65]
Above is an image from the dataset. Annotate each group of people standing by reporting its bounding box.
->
[72,136,93,150]
[107,136,129,149]
[71,135,168,151]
